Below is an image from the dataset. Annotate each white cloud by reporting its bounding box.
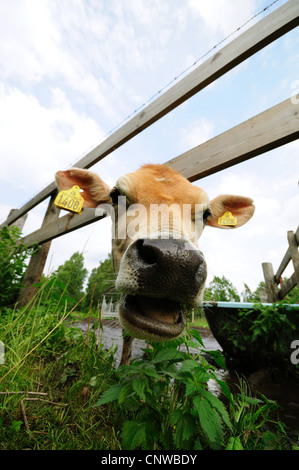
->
[188,0,257,37]
[180,118,215,151]
[0,84,104,193]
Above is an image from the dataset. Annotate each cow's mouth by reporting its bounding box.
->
[118,294,185,341]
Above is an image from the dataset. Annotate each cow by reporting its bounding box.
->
[55,164,254,364]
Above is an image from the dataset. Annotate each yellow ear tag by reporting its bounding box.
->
[54,186,84,214]
[218,211,237,226]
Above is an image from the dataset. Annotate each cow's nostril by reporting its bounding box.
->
[136,239,157,265]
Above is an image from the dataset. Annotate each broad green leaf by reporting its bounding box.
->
[189,328,204,346]
[121,420,147,450]
[201,389,232,431]
[143,363,160,378]
[204,349,227,369]
[194,369,211,383]
[225,436,244,450]
[132,378,148,401]
[174,412,196,448]
[179,359,202,373]
[193,397,224,449]
[94,383,123,406]
[185,379,200,396]
[118,383,133,404]
[214,377,233,403]
[153,347,184,363]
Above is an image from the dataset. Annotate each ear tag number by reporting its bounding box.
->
[54,186,84,214]
[218,211,237,226]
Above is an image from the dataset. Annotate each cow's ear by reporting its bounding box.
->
[55,168,111,208]
[207,195,255,229]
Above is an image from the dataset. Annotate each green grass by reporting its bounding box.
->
[190,317,209,329]
[0,281,124,450]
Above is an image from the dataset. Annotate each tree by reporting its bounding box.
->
[0,225,37,307]
[55,251,88,302]
[83,254,118,310]
[204,275,240,302]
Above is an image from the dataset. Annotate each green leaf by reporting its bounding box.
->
[94,383,123,406]
[194,369,211,384]
[143,363,160,378]
[118,383,133,404]
[225,436,244,450]
[205,349,227,369]
[121,420,147,450]
[185,379,201,396]
[179,359,202,373]
[201,389,232,431]
[190,328,204,346]
[174,412,196,448]
[214,378,232,403]
[152,347,184,363]
[132,378,148,401]
[193,397,224,449]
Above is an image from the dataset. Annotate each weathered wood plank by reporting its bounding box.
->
[166,98,299,181]
[275,226,299,283]
[262,262,279,302]
[23,207,107,248]
[7,209,28,231]
[279,272,297,299]
[2,0,298,228]
[17,196,60,307]
[287,230,299,286]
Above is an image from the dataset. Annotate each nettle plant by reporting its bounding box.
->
[95,329,232,450]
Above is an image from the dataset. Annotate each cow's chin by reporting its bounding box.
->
[118,294,185,342]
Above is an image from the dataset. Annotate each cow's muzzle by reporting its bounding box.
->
[117,238,207,341]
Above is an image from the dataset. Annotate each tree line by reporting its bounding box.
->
[0,221,297,310]
[44,251,299,311]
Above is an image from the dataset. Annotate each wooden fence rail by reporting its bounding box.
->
[262,226,299,302]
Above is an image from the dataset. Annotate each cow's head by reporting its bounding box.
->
[55,164,254,341]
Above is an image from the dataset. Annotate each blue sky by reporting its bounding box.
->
[0,0,298,295]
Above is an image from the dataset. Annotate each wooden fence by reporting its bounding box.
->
[1,0,299,307]
[263,226,299,302]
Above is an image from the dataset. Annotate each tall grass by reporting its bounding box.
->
[0,278,121,450]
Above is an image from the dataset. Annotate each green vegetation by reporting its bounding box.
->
[0,225,37,307]
[221,301,299,377]
[0,278,296,450]
[0,226,298,450]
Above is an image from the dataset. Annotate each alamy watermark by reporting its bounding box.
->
[95,198,207,243]
[290,340,299,365]
[0,341,4,365]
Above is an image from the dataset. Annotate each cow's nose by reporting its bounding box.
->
[128,238,207,303]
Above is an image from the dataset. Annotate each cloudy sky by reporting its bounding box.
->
[0,0,298,296]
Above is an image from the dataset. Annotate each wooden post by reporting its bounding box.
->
[262,262,279,303]
[287,230,299,287]
[7,209,28,232]
[17,196,60,308]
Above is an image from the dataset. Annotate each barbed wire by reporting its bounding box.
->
[105,0,281,137]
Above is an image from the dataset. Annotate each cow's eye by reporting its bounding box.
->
[203,208,212,223]
[110,187,121,205]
